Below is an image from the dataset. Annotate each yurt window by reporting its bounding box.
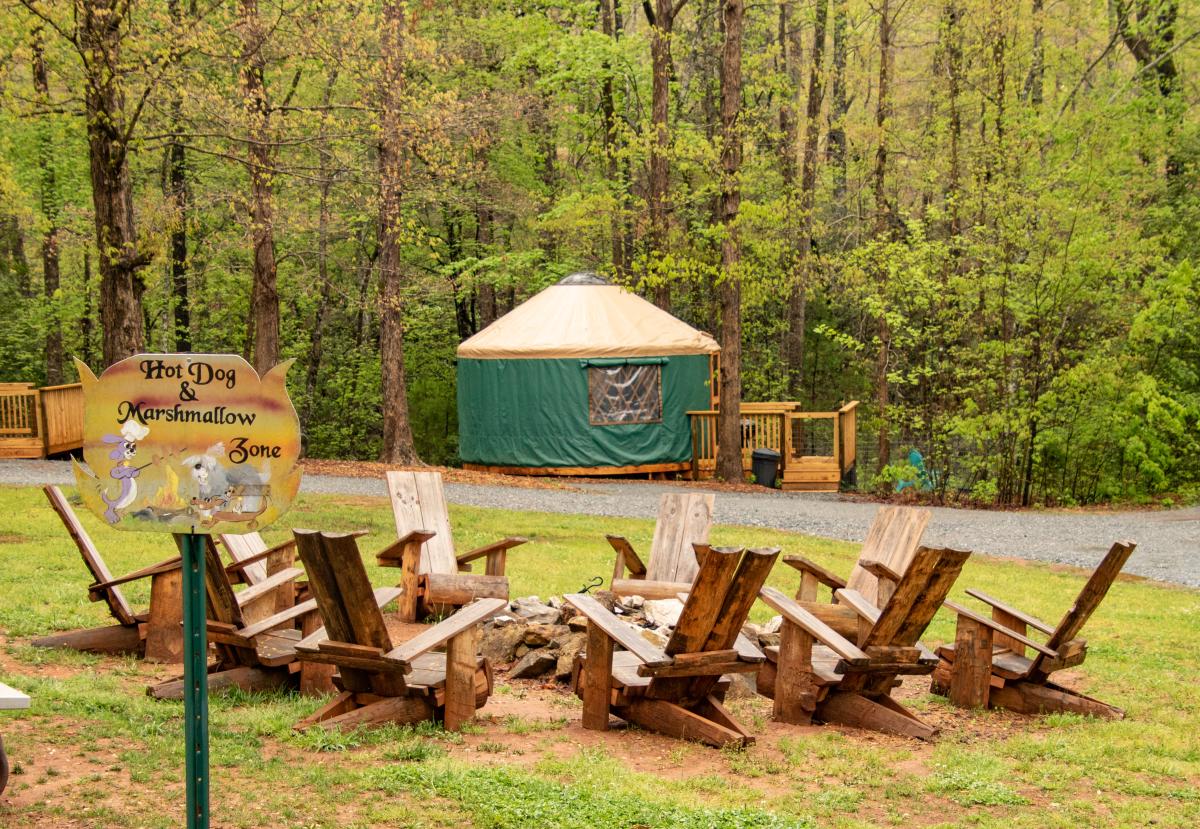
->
[587,363,663,425]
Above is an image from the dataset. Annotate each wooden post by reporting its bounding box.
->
[397,540,421,622]
[144,569,184,663]
[773,619,813,724]
[443,626,480,731]
[796,571,819,602]
[991,608,1027,657]
[582,625,614,731]
[484,550,506,578]
[298,608,336,696]
[949,615,993,709]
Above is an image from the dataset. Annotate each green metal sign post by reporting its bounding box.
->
[180,532,210,829]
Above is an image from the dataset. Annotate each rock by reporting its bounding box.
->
[591,590,617,612]
[758,632,781,648]
[725,672,757,699]
[523,624,569,647]
[480,622,528,664]
[644,599,684,628]
[511,596,562,625]
[639,626,669,649]
[554,632,587,681]
[741,622,762,641]
[621,595,645,610]
[567,615,589,632]
[489,614,518,627]
[509,649,558,679]
[514,644,529,659]
[762,614,783,635]
[547,596,562,608]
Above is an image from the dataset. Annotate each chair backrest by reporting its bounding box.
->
[645,493,714,584]
[864,546,970,649]
[652,545,779,703]
[386,471,457,575]
[293,530,396,694]
[846,506,932,606]
[217,532,270,585]
[44,484,136,626]
[1032,540,1136,671]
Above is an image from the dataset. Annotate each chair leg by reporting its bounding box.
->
[948,615,993,709]
[581,626,614,731]
[32,623,143,655]
[989,681,1123,719]
[819,692,938,740]
[620,698,750,748]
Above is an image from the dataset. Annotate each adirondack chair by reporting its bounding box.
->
[149,534,305,698]
[381,470,525,621]
[758,545,971,740]
[566,545,780,748]
[782,505,931,606]
[930,540,1135,719]
[292,529,504,731]
[33,485,184,661]
[608,492,714,599]
[217,531,304,624]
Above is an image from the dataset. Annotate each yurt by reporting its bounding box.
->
[457,272,720,475]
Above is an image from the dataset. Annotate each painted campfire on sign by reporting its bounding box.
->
[72,354,302,534]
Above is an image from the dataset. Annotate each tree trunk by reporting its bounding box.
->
[715,0,745,483]
[239,0,280,374]
[166,0,191,352]
[1115,0,1182,179]
[826,0,849,224]
[784,0,829,399]
[601,0,626,278]
[1022,0,1045,106]
[32,29,63,383]
[873,0,894,470]
[80,0,147,365]
[941,1,964,240]
[475,205,498,328]
[644,0,687,309]
[378,0,420,464]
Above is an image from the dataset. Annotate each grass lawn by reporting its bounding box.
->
[0,483,1197,828]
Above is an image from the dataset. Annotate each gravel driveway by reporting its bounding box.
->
[5,459,1196,587]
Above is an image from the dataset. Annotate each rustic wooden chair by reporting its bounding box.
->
[930,540,1135,719]
[33,485,184,661]
[758,545,971,740]
[217,531,305,624]
[566,545,779,748]
[292,529,504,731]
[782,505,931,606]
[380,470,524,621]
[608,492,714,599]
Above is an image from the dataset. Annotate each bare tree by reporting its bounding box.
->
[715,0,745,483]
[377,0,420,464]
[31,27,63,382]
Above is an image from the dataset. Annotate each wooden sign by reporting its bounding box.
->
[72,354,302,534]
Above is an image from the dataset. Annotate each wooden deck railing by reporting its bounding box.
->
[688,401,858,491]
[0,382,84,458]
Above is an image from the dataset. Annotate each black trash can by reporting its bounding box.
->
[751,448,781,488]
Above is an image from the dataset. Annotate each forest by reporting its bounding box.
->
[0,0,1197,506]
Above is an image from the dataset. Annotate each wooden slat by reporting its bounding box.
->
[387,598,506,663]
[663,547,742,656]
[610,577,693,600]
[846,506,932,607]
[964,589,1054,635]
[1039,541,1136,656]
[234,568,302,609]
[783,555,846,590]
[563,593,672,667]
[646,493,712,584]
[219,533,270,585]
[759,586,869,665]
[943,601,1058,658]
[44,485,137,626]
[386,470,456,575]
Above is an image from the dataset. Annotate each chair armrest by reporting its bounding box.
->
[782,555,846,590]
[564,593,672,667]
[833,588,882,624]
[233,567,303,609]
[858,559,902,584]
[606,535,647,581]
[943,600,1058,657]
[89,555,182,596]
[964,589,1054,635]
[759,586,869,666]
[457,537,528,566]
[224,537,297,578]
[386,597,507,663]
[376,529,435,566]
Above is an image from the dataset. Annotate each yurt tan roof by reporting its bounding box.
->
[457,273,720,359]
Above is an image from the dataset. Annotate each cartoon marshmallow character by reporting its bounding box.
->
[100,420,151,523]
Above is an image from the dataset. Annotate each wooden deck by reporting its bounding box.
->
[688,401,857,491]
[0,383,84,458]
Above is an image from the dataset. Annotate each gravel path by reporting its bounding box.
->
[5,459,1197,587]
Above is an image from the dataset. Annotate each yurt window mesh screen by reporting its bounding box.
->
[587,364,663,425]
